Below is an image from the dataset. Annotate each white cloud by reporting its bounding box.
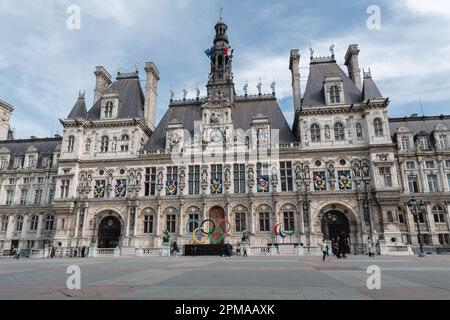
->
[402,0,450,18]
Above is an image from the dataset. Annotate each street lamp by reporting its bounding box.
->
[407,197,427,257]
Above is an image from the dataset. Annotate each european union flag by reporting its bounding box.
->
[204,47,213,58]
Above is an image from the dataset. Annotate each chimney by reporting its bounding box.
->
[344,44,362,91]
[289,49,301,112]
[144,62,160,131]
[93,66,112,104]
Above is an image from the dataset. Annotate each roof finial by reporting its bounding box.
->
[219,7,223,20]
[257,78,262,96]
[329,42,335,58]
[78,90,85,99]
[135,62,140,73]
[270,80,276,96]
[309,43,314,61]
[182,86,188,100]
[169,85,175,101]
[243,81,248,96]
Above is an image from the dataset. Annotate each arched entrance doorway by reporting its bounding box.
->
[209,206,225,222]
[321,211,350,242]
[97,216,121,248]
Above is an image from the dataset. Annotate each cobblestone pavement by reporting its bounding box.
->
[1,254,450,300]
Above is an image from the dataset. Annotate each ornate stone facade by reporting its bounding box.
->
[0,19,449,253]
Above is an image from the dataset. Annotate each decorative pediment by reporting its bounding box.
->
[434,124,449,132]
[397,126,413,134]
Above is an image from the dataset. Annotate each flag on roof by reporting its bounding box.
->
[223,47,232,56]
[204,47,213,58]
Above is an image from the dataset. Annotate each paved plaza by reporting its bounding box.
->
[1,255,450,300]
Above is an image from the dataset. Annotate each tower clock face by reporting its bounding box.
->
[210,129,223,142]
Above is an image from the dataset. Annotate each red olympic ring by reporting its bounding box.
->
[215,219,231,235]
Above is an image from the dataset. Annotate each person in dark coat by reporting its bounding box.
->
[81,246,86,258]
[338,232,348,258]
[173,241,179,256]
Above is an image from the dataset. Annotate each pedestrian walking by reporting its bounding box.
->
[81,246,86,258]
[14,247,21,260]
[367,237,375,257]
[173,241,179,257]
[321,239,329,262]
[242,245,248,258]
[338,232,348,259]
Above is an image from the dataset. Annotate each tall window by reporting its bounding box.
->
[45,215,54,230]
[379,167,392,187]
[235,212,246,232]
[439,134,449,149]
[120,134,129,152]
[20,189,28,205]
[60,180,70,198]
[48,189,55,203]
[256,163,270,193]
[334,123,345,141]
[1,216,9,231]
[310,124,321,142]
[34,190,43,205]
[233,164,246,194]
[418,136,429,151]
[143,215,153,233]
[29,215,38,231]
[67,136,75,152]
[447,174,450,190]
[427,174,438,192]
[406,161,415,170]
[407,176,419,193]
[166,215,176,233]
[433,205,445,223]
[144,167,157,196]
[187,214,199,233]
[413,211,425,223]
[373,118,383,137]
[400,137,410,150]
[0,156,8,169]
[85,138,91,152]
[259,212,270,231]
[425,160,435,169]
[188,165,200,195]
[283,212,295,231]
[280,161,293,192]
[166,166,178,184]
[211,165,223,180]
[6,190,14,205]
[104,102,113,118]
[438,234,449,245]
[100,136,109,153]
[16,215,24,231]
[329,85,341,104]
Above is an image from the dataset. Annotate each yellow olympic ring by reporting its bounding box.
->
[192,227,209,244]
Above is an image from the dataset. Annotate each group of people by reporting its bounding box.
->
[321,233,377,261]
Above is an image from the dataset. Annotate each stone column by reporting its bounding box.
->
[178,201,184,238]
[398,159,407,192]
[297,198,305,236]
[248,198,255,235]
[74,203,81,238]
[155,200,161,237]
[5,214,14,240]
[21,214,28,240]
[438,159,448,192]
[418,159,427,192]
[425,203,434,244]
[357,196,366,244]
[36,213,44,247]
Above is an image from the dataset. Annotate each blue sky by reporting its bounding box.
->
[0,0,449,138]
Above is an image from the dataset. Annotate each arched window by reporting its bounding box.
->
[100,136,109,153]
[0,216,8,231]
[45,214,54,230]
[67,136,75,152]
[16,215,24,231]
[329,85,341,104]
[433,205,445,223]
[310,124,321,143]
[120,134,129,152]
[374,118,384,137]
[334,122,345,141]
[29,215,38,231]
[85,138,91,152]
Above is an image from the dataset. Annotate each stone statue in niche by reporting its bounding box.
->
[362,162,370,178]
[295,166,302,180]
[202,170,208,183]
[353,163,361,178]
[225,168,231,183]
[271,166,278,182]
[157,171,163,185]
[325,125,331,140]
[248,167,254,182]
[210,112,220,125]
[327,163,335,179]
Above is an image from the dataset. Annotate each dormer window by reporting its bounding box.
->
[67,136,75,152]
[310,124,321,142]
[439,134,449,149]
[334,122,345,141]
[400,137,410,150]
[100,136,109,153]
[329,85,341,104]
[418,136,429,151]
[120,134,129,152]
[373,118,384,137]
[103,101,114,118]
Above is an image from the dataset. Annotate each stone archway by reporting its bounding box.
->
[209,206,225,221]
[321,211,350,241]
[97,215,122,248]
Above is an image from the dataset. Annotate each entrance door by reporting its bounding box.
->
[209,206,225,245]
[322,211,350,242]
[97,216,121,248]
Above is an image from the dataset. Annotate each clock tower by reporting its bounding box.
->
[201,16,235,148]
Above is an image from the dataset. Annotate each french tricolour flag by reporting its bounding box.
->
[223,47,232,56]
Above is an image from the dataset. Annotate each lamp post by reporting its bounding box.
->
[407,197,426,257]
[90,216,99,245]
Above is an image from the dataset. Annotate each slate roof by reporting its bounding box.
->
[361,76,383,100]
[85,73,145,120]
[302,60,362,107]
[389,115,450,136]
[67,96,87,119]
[0,137,62,155]
[144,97,296,150]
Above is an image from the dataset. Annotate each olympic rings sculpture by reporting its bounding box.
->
[186,219,232,244]
[273,223,295,238]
